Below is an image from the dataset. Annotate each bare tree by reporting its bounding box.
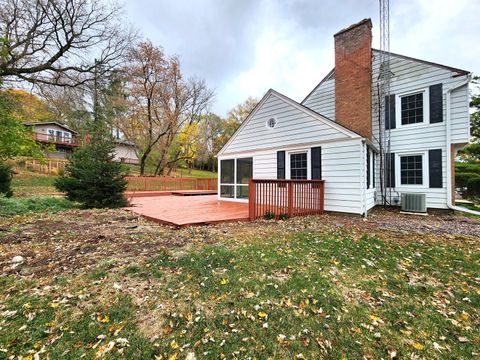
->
[119,41,170,175]
[157,77,214,176]
[0,0,134,87]
[120,40,213,175]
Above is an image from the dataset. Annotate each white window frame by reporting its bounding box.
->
[219,156,253,202]
[235,157,253,199]
[47,129,55,140]
[63,131,71,143]
[396,151,429,188]
[395,87,430,128]
[265,117,278,129]
[286,149,311,180]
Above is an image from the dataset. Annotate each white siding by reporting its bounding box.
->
[371,51,470,209]
[302,51,470,210]
[450,84,470,144]
[219,139,364,215]
[114,144,139,164]
[302,78,336,120]
[371,51,470,148]
[221,92,351,155]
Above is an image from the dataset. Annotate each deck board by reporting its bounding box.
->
[126,195,249,227]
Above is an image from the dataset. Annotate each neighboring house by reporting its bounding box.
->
[113,138,139,165]
[217,19,471,215]
[25,122,139,165]
[24,121,79,159]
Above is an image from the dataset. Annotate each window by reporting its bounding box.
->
[56,130,63,142]
[220,159,234,184]
[290,152,307,180]
[266,117,277,129]
[401,92,423,125]
[48,129,55,140]
[220,158,253,200]
[236,158,252,198]
[400,155,423,185]
[63,132,71,143]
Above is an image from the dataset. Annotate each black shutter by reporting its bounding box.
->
[366,148,370,189]
[385,94,396,130]
[429,149,442,188]
[429,84,443,123]
[277,151,285,179]
[372,153,375,188]
[386,152,395,188]
[311,147,322,180]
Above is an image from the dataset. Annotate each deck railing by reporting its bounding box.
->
[248,179,325,221]
[33,132,79,146]
[126,176,217,192]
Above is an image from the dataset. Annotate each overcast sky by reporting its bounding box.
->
[125,0,479,116]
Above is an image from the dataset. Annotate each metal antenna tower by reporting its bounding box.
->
[378,0,391,205]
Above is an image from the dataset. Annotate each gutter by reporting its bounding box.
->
[445,74,480,215]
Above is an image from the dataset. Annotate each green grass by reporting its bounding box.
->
[0,282,154,359]
[172,168,217,178]
[11,174,58,196]
[0,196,74,217]
[124,164,217,178]
[459,202,480,212]
[1,222,478,359]
[457,202,480,218]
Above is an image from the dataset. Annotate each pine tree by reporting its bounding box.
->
[55,137,127,208]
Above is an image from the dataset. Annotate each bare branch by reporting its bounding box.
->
[0,0,136,87]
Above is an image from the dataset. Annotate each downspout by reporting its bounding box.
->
[362,140,368,218]
[445,74,480,215]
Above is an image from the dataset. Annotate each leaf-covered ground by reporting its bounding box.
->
[0,208,479,359]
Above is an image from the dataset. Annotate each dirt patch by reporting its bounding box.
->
[1,208,479,280]
[0,209,206,278]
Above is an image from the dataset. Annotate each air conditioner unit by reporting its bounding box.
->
[401,193,426,213]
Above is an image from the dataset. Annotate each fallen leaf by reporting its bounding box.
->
[97,315,109,323]
[244,292,255,299]
[412,342,425,350]
[458,336,469,343]
[388,348,397,359]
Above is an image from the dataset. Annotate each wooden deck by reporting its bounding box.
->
[126,195,249,227]
[126,190,217,198]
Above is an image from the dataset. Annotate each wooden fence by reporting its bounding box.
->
[16,158,68,175]
[126,176,217,192]
[248,179,324,221]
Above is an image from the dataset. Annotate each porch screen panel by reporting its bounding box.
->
[220,159,234,198]
[220,159,234,183]
[236,157,253,199]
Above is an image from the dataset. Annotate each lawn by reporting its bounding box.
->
[0,196,75,217]
[0,209,478,359]
[11,174,57,196]
[124,164,217,178]
[11,168,217,197]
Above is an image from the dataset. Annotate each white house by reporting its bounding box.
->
[217,19,471,216]
[24,121,79,158]
[113,139,139,165]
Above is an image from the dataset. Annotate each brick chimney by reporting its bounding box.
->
[334,18,373,139]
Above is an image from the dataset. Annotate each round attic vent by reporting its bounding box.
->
[266,117,277,129]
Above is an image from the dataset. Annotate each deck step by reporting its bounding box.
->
[171,190,218,196]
